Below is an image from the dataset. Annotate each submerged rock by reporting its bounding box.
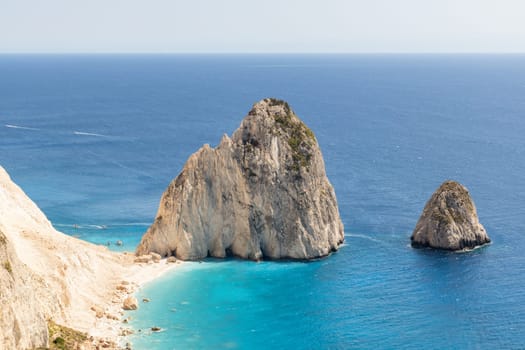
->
[136,98,344,260]
[411,180,491,250]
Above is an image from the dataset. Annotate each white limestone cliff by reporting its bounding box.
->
[0,228,56,349]
[137,98,344,260]
[0,166,179,349]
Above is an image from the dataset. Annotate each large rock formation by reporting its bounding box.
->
[137,98,344,260]
[411,180,491,250]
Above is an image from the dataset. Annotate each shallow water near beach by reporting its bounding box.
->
[1,54,525,349]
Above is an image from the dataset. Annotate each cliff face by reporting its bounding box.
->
[0,165,132,348]
[411,180,491,251]
[0,230,54,349]
[137,98,344,260]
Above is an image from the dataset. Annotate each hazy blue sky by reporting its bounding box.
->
[1,0,524,53]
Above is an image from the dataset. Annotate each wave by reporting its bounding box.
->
[112,222,151,227]
[73,131,107,137]
[53,223,107,229]
[5,124,40,131]
[345,233,383,244]
[454,241,492,253]
[86,150,156,180]
[88,224,107,229]
[54,222,150,229]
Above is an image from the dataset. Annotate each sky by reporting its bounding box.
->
[1,0,524,53]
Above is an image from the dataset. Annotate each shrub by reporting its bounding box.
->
[47,320,88,350]
[262,98,317,172]
[53,337,65,349]
[3,261,12,274]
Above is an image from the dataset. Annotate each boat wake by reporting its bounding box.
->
[5,124,40,131]
[5,124,111,138]
[73,131,108,137]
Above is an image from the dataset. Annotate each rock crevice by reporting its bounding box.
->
[137,98,344,260]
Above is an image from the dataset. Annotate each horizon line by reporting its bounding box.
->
[0,51,525,55]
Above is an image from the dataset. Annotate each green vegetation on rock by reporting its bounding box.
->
[34,320,88,350]
[266,98,316,171]
[266,97,291,111]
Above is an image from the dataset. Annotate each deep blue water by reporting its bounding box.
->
[1,54,524,349]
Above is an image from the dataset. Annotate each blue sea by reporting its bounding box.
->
[1,54,524,349]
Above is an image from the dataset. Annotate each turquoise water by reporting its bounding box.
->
[128,243,514,349]
[1,55,525,349]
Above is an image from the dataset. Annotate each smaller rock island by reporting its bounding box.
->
[411,180,491,251]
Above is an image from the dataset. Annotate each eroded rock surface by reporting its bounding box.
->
[0,230,53,349]
[137,98,344,260]
[411,180,491,250]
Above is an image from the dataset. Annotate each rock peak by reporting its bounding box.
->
[411,180,491,251]
[249,97,292,116]
[233,98,316,173]
[137,99,344,260]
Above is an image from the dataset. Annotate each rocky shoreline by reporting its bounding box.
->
[0,166,181,349]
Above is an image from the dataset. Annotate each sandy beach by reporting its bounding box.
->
[90,256,182,347]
